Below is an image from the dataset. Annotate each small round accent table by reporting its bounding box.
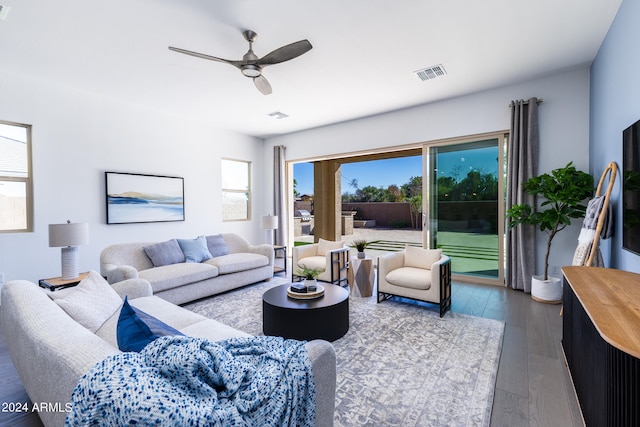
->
[262,284,349,342]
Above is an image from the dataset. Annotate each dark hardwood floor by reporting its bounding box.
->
[0,280,584,426]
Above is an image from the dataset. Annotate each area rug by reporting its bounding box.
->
[184,279,504,427]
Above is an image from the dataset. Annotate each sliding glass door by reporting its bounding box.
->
[423,135,505,284]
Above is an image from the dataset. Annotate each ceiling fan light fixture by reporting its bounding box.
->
[241,65,261,77]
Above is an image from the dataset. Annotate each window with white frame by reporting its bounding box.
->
[0,120,32,232]
[221,158,251,221]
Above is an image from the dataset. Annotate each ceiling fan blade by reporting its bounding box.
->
[168,46,242,68]
[256,40,312,66]
[254,75,272,95]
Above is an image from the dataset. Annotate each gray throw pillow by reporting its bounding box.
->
[206,234,229,257]
[143,239,185,267]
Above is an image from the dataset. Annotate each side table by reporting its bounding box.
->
[39,272,89,291]
[348,257,374,297]
[273,245,287,276]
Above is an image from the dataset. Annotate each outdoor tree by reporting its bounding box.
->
[384,184,403,202]
[401,176,422,199]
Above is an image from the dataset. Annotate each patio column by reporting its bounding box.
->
[313,160,342,242]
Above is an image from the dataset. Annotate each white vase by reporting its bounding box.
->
[303,278,317,289]
[357,251,365,259]
[531,275,563,304]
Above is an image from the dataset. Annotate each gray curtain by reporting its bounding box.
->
[506,98,539,292]
[273,145,286,246]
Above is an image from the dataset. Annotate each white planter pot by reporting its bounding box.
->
[531,275,563,304]
[303,278,317,289]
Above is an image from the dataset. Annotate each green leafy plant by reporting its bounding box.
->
[506,162,594,280]
[350,239,370,252]
[296,266,320,280]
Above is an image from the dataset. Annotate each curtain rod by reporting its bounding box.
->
[509,98,544,107]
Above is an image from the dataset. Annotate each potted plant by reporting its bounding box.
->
[350,239,371,259]
[297,266,320,288]
[506,162,594,303]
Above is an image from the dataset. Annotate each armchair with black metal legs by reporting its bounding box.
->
[377,246,451,317]
[292,238,349,286]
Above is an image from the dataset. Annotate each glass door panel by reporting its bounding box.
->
[423,137,504,282]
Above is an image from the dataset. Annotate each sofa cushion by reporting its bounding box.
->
[206,234,229,257]
[404,246,442,270]
[296,256,327,273]
[117,297,183,352]
[49,271,123,333]
[180,319,251,342]
[138,263,219,293]
[386,267,432,290]
[204,253,269,275]
[177,235,213,263]
[143,239,185,267]
[316,238,344,256]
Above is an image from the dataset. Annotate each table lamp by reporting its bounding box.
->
[261,215,278,245]
[49,220,89,280]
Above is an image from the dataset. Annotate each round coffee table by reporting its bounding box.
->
[262,284,349,342]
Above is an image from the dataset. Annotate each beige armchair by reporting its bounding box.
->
[292,238,349,286]
[377,246,451,317]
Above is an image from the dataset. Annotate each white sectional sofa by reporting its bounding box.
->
[0,277,337,427]
[100,233,274,305]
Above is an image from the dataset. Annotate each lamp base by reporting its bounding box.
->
[60,246,80,280]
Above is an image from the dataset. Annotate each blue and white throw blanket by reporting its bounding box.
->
[65,336,316,426]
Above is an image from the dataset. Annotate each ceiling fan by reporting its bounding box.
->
[169,30,312,95]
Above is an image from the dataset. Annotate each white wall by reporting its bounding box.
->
[0,70,265,283]
[265,67,592,280]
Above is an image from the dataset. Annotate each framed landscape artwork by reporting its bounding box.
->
[105,172,185,224]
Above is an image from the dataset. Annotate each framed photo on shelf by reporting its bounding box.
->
[105,171,185,224]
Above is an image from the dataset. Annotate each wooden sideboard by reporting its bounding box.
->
[562,266,640,426]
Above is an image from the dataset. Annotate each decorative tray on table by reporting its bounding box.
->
[287,284,325,299]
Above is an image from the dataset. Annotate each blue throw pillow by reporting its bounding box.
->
[206,234,229,258]
[117,297,183,352]
[143,239,185,267]
[177,235,213,263]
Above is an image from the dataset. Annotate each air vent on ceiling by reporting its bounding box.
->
[414,64,447,82]
[0,5,10,21]
[267,111,289,119]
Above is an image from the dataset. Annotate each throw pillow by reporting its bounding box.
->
[117,296,183,352]
[177,235,213,263]
[404,246,442,270]
[206,234,229,257]
[316,238,344,256]
[143,239,185,267]
[52,270,123,333]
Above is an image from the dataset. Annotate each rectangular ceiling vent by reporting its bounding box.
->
[414,64,447,82]
[267,111,289,120]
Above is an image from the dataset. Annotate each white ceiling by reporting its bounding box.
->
[0,0,622,138]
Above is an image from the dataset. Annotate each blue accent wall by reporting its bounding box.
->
[591,0,640,273]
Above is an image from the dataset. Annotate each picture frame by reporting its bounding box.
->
[105,172,185,224]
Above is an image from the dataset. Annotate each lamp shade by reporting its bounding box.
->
[261,215,279,230]
[49,222,89,247]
